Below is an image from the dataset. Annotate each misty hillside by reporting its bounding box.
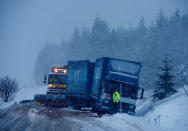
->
[34,10,188,89]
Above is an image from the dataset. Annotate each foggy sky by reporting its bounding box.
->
[0,0,188,86]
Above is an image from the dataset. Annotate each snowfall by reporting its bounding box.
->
[0,85,188,131]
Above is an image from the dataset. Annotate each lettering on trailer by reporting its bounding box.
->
[113,91,120,103]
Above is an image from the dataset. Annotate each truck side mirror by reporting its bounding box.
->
[137,87,144,99]
[43,75,47,84]
[140,88,144,99]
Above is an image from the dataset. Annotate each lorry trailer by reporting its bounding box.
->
[66,60,94,109]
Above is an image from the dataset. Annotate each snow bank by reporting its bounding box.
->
[14,85,47,102]
[144,91,188,131]
[136,87,186,116]
[98,113,158,131]
[0,85,47,109]
[136,87,188,131]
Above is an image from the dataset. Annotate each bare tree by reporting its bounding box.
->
[0,76,18,102]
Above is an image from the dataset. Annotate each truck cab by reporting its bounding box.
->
[100,80,144,114]
[91,57,144,115]
[44,66,67,95]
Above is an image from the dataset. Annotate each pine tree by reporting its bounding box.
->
[152,52,177,102]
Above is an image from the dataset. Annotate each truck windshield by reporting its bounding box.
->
[104,80,120,94]
[48,74,67,85]
[104,80,138,99]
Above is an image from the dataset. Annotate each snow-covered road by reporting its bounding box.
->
[0,102,92,131]
[0,102,143,131]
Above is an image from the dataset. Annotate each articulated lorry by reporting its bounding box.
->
[34,57,144,115]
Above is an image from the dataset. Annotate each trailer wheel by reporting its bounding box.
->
[91,107,97,113]
[97,111,102,115]
[73,105,81,110]
[44,100,50,107]
[97,111,105,116]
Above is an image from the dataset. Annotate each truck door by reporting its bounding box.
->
[120,83,138,114]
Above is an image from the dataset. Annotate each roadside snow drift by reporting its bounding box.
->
[0,85,47,109]
[143,89,188,131]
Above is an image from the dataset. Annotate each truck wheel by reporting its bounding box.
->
[44,101,50,107]
[73,105,81,110]
[97,110,105,116]
[97,111,102,116]
[91,107,97,113]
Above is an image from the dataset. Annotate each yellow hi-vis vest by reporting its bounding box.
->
[113,91,120,103]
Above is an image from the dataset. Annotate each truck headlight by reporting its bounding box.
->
[64,69,67,74]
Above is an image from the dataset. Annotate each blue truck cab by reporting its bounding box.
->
[91,57,144,115]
